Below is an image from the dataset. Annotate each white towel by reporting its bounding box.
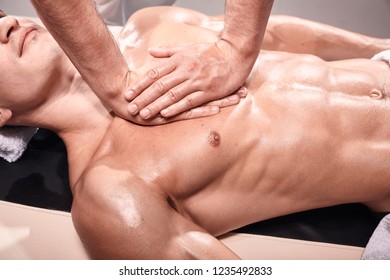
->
[371,50,390,63]
[0,126,38,163]
[362,214,390,260]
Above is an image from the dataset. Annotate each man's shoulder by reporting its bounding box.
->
[74,162,136,195]
[75,161,168,206]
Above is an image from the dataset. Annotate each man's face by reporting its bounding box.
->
[0,10,64,112]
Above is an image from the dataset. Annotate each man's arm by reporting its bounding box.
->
[263,15,390,61]
[31,0,131,119]
[126,0,274,120]
[72,171,240,259]
[30,0,238,124]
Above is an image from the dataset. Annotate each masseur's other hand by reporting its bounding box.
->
[124,40,252,120]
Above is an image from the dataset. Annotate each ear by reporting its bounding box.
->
[0,108,12,127]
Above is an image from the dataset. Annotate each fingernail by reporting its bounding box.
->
[140,108,151,119]
[211,106,219,113]
[229,95,239,101]
[148,46,160,51]
[128,104,138,115]
[238,87,248,97]
[160,109,169,117]
[125,90,134,100]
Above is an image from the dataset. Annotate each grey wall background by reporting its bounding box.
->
[1,0,390,37]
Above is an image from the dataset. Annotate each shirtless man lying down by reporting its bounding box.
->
[1,6,390,259]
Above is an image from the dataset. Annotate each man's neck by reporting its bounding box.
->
[58,73,114,186]
[15,70,115,187]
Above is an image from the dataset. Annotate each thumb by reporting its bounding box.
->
[148,43,188,58]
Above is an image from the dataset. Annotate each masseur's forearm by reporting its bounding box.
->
[30,0,130,118]
[222,0,274,67]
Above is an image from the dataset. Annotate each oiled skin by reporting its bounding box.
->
[67,7,390,259]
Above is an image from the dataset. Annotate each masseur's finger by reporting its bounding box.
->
[205,95,241,108]
[139,82,204,119]
[236,86,248,98]
[128,105,220,126]
[125,62,176,102]
[158,91,223,118]
[127,70,187,116]
[143,90,246,121]
[148,44,187,58]
[205,86,247,106]
[163,105,220,122]
[161,86,248,118]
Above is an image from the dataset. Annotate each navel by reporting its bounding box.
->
[208,130,221,147]
[369,88,384,100]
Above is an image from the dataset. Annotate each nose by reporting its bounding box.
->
[0,16,19,44]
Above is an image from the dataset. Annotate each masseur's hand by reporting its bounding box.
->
[125,39,253,120]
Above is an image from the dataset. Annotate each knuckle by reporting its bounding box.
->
[183,109,193,119]
[131,82,142,93]
[153,80,165,93]
[185,60,199,72]
[184,96,195,107]
[148,69,160,80]
[135,96,147,107]
[147,103,159,114]
[218,99,227,107]
[167,89,180,102]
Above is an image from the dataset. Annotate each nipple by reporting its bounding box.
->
[208,131,221,147]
